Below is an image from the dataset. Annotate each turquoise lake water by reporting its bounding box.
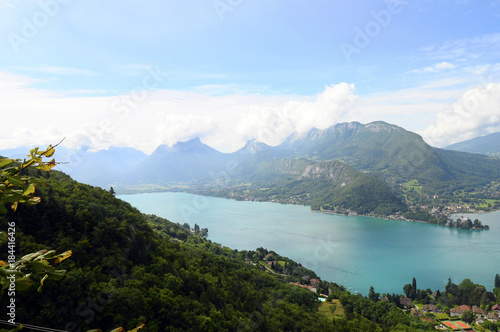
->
[118,192,500,296]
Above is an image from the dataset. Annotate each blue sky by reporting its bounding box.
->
[1,0,500,153]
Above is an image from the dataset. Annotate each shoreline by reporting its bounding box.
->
[311,208,492,231]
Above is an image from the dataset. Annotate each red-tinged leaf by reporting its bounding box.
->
[109,328,124,332]
[127,323,145,332]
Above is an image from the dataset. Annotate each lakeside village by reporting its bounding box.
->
[205,185,494,230]
[238,248,500,331]
[219,191,491,230]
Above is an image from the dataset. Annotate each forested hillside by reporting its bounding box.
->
[0,165,441,331]
[0,170,331,330]
[204,158,406,215]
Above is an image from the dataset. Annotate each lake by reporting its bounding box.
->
[118,192,500,296]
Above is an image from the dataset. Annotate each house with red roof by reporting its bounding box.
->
[310,278,320,286]
[450,305,471,317]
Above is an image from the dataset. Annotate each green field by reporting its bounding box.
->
[318,299,345,318]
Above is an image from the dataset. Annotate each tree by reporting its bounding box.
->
[461,310,475,324]
[403,283,412,298]
[495,274,500,288]
[109,186,116,195]
[368,285,379,302]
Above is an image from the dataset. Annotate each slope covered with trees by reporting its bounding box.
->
[204,158,406,215]
[0,169,338,331]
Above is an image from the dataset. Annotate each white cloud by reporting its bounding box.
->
[18,66,98,77]
[416,33,500,62]
[2,69,498,155]
[421,82,500,146]
[410,61,456,74]
[155,114,218,147]
[235,83,357,146]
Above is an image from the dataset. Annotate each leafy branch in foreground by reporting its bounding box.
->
[0,143,59,214]
[0,143,71,294]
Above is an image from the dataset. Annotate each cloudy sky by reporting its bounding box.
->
[1,0,500,154]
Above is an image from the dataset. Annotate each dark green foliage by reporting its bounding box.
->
[461,310,475,323]
[338,292,435,331]
[495,274,500,288]
[482,320,499,332]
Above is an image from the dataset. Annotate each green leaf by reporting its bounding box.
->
[27,260,50,273]
[21,250,49,262]
[40,274,48,286]
[0,269,24,277]
[15,277,32,291]
[0,159,14,169]
[36,159,56,172]
[22,183,36,196]
[46,270,67,281]
[6,176,25,186]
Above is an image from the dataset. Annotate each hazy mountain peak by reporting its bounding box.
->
[445,132,500,157]
[365,121,402,132]
[153,137,216,155]
[237,139,270,154]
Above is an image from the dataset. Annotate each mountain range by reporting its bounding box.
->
[2,121,500,215]
[445,132,500,157]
